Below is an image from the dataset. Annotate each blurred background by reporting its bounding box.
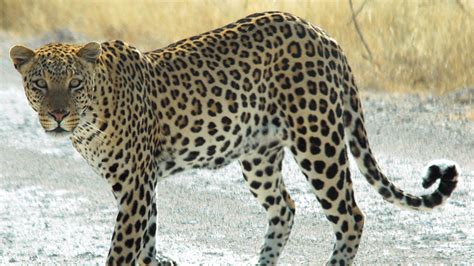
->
[1,0,473,93]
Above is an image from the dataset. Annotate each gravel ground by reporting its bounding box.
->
[0,32,473,265]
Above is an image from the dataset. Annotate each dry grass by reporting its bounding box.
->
[1,0,472,92]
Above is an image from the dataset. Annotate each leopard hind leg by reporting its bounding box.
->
[240,145,296,265]
[292,139,364,265]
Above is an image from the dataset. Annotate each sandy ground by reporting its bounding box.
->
[0,31,473,265]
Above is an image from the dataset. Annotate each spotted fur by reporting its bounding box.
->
[10,11,459,265]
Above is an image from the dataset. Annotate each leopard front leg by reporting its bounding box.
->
[106,168,176,266]
[137,200,177,266]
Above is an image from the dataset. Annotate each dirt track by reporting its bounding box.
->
[0,33,473,265]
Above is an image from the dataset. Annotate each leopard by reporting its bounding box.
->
[10,11,459,265]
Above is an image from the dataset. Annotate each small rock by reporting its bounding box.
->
[447,87,474,105]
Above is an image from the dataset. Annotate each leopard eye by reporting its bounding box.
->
[33,79,48,91]
[69,78,83,92]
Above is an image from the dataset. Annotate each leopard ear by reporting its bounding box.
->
[9,45,35,71]
[77,42,101,63]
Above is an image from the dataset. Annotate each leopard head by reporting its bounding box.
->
[9,42,101,137]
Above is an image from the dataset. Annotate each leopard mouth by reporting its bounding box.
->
[50,126,67,133]
[45,126,72,137]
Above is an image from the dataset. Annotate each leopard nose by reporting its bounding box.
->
[48,110,70,122]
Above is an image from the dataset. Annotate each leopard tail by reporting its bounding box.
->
[340,57,459,211]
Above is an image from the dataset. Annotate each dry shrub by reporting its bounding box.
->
[1,0,472,92]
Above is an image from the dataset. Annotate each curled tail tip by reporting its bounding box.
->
[422,159,460,189]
